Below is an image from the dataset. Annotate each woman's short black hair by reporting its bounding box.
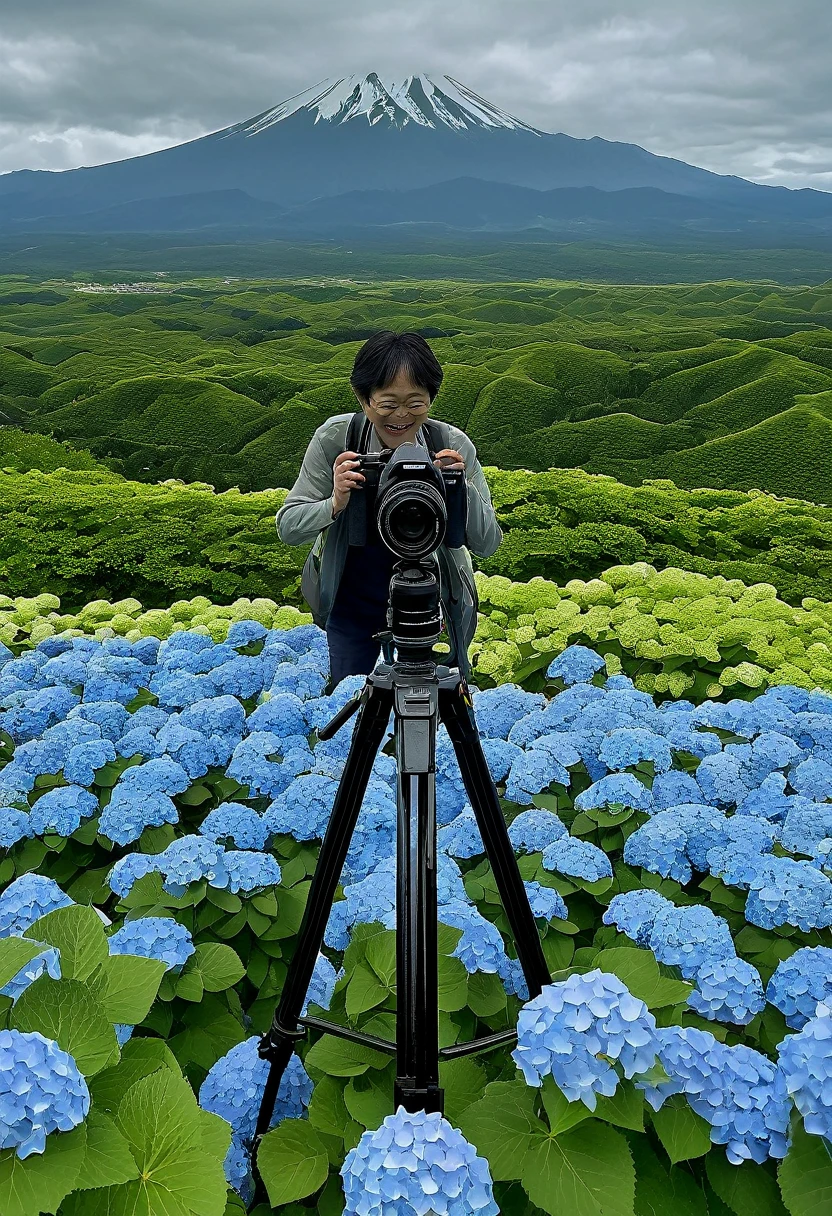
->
[349,330,444,405]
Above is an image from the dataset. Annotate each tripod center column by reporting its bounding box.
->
[393,681,443,1115]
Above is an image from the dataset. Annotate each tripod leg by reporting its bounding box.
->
[253,681,394,1144]
[439,683,551,999]
[393,684,442,1114]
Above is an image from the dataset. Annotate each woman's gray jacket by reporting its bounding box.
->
[275,413,502,672]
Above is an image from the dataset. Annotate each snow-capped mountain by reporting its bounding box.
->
[0,71,829,234]
[225,72,543,135]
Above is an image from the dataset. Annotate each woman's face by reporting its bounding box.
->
[354,368,431,448]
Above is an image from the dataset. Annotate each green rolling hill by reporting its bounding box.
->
[3,274,832,500]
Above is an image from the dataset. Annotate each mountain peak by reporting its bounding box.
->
[221,72,543,137]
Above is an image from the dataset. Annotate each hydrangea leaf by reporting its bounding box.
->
[522,1120,636,1216]
[185,943,246,993]
[110,1067,228,1216]
[344,1068,393,1131]
[777,1121,832,1216]
[309,1074,354,1139]
[90,1039,182,1114]
[650,1095,713,1164]
[0,937,48,990]
[630,1136,707,1216]
[168,995,246,1072]
[73,1109,140,1191]
[706,1151,788,1216]
[256,1118,329,1207]
[195,1108,232,1165]
[467,969,508,1018]
[345,963,389,1020]
[437,952,469,1012]
[10,977,119,1077]
[23,904,108,981]
[99,954,167,1025]
[364,931,397,989]
[0,1124,87,1216]
[304,1034,390,1078]
[440,1056,488,1122]
[457,1080,546,1182]
[540,1075,593,1136]
[589,946,692,1010]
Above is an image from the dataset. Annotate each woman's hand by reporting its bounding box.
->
[433,448,465,472]
[332,450,364,516]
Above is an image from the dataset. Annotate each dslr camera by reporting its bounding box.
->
[346,442,467,559]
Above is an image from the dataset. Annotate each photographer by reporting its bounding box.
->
[276,330,502,687]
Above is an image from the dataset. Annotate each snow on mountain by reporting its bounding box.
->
[221,72,544,137]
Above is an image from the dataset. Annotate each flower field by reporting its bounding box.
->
[1,577,832,1216]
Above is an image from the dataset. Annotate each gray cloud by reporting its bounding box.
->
[0,0,830,189]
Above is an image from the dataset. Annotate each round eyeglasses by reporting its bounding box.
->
[369,398,430,416]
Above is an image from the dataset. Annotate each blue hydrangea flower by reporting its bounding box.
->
[107,852,162,899]
[777,1002,832,1140]
[649,770,703,810]
[790,757,832,801]
[766,948,832,1028]
[154,721,214,779]
[199,802,269,851]
[504,749,571,803]
[149,671,217,709]
[745,857,832,932]
[325,863,397,951]
[1,947,62,1002]
[623,813,692,884]
[227,620,269,648]
[223,851,282,894]
[687,957,766,1026]
[245,692,308,739]
[598,728,673,774]
[107,916,195,970]
[62,738,117,785]
[0,806,33,848]
[115,756,190,797]
[222,1134,254,1205]
[647,903,736,980]
[438,806,484,859]
[0,1028,90,1159]
[574,773,653,813]
[735,773,793,821]
[639,1025,790,1164]
[263,773,338,841]
[342,785,398,883]
[28,785,99,837]
[541,836,612,882]
[513,970,658,1109]
[507,808,567,854]
[302,952,339,1017]
[546,645,606,685]
[341,1107,499,1216]
[470,684,546,739]
[99,788,179,846]
[602,889,671,947]
[267,660,328,701]
[695,753,750,807]
[0,874,73,937]
[156,836,229,896]
[1,686,80,744]
[227,731,309,799]
[480,736,523,782]
[779,798,832,858]
[67,699,130,741]
[523,881,568,922]
[199,1036,312,1143]
[439,900,511,976]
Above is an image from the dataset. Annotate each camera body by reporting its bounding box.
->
[347,442,467,558]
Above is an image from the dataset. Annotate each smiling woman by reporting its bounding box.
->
[275,330,503,687]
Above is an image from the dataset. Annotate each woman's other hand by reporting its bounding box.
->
[332,450,364,516]
[433,448,465,472]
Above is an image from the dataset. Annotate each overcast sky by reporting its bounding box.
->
[1,0,830,190]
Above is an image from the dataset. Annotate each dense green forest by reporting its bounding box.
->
[1,274,832,502]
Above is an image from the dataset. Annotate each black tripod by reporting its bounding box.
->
[252,559,551,1186]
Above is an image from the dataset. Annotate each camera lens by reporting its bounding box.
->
[377,482,446,559]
